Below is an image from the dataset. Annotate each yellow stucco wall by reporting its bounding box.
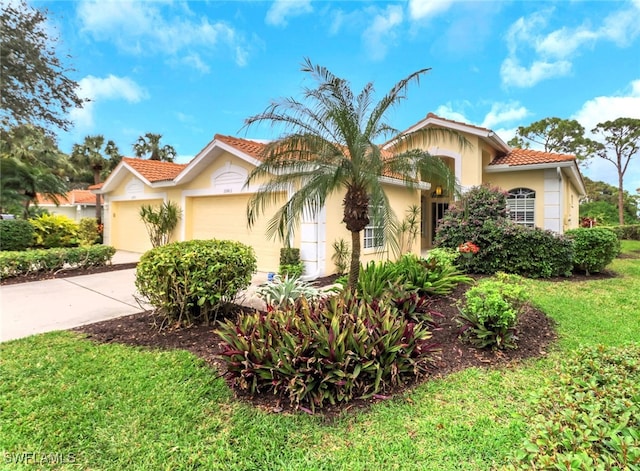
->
[483,170,546,228]
[323,183,421,275]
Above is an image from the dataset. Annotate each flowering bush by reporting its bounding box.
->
[458,241,480,254]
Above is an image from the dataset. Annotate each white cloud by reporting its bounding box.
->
[500,57,572,88]
[433,104,470,124]
[265,0,313,27]
[481,101,529,129]
[77,0,251,68]
[70,75,148,130]
[362,5,403,61]
[501,3,640,88]
[408,0,455,21]
[572,79,640,191]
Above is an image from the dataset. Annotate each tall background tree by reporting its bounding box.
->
[0,125,71,217]
[0,0,83,133]
[133,133,176,162]
[244,58,461,290]
[581,177,638,225]
[508,117,595,162]
[590,118,640,225]
[71,135,122,223]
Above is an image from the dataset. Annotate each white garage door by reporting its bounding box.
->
[188,194,281,272]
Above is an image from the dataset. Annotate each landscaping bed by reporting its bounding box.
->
[72,279,556,416]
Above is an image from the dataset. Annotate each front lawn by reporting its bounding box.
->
[1,241,639,470]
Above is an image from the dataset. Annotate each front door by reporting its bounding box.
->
[431,201,449,246]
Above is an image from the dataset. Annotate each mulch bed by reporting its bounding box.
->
[71,277,558,418]
[0,262,138,286]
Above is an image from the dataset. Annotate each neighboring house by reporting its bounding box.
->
[35,190,104,222]
[96,113,586,276]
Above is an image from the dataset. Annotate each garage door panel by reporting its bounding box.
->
[110,200,156,254]
[189,194,280,272]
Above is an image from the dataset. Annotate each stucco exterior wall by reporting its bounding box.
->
[321,183,420,275]
[483,170,547,228]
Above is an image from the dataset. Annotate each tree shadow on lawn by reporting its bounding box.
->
[71,280,558,419]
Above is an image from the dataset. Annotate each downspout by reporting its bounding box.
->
[557,167,565,233]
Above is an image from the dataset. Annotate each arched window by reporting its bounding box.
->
[507,188,535,227]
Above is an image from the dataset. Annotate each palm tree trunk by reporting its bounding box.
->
[348,230,361,291]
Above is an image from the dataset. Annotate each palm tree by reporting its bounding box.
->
[0,125,70,217]
[133,133,176,162]
[71,135,121,224]
[244,59,464,290]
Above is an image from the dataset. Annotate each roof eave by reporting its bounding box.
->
[486,161,586,196]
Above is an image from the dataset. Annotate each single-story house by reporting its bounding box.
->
[96,112,586,277]
[35,189,104,222]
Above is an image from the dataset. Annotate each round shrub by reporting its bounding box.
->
[435,185,573,278]
[135,239,257,326]
[29,214,79,248]
[566,227,621,274]
[0,219,34,251]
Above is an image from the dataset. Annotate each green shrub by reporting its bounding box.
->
[424,247,459,268]
[394,253,472,296]
[29,214,79,248]
[77,218,100,246]
[511,345,640,470]
[0,245,115,279]
[356,260,403,302]
[279,247,304,278]
[0,219,34,251]
[135,239,257,327]
[457,275,528,350]
[256,275,328,311]
[566,227,621,274]
[603,224,640,241]
[435,186,573,278]
[279,262,304,278]
[217,292,438,411]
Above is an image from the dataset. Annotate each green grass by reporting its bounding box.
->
[1,241,639,470]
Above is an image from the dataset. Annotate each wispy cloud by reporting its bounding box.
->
[76,0,252,69]
[481,102,529,129]
[265,0,313,27]
[362,5,403,61]
[573,79,640,191]
[501,3,640,88]
[408,0,455,21]
[70,75,148,130]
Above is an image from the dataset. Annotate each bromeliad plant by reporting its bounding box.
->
[394,254,472,296]
[457,274,528,350]
[255,275,327,311]
[217,293,439,411]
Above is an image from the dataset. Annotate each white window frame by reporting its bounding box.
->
[363,204,384,249]
[507,188,535,228]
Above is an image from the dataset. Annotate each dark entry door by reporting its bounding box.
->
[431,202,449,245]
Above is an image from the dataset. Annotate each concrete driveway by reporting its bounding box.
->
[0,268,148,342]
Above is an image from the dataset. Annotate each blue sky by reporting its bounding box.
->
[33,0,640,191]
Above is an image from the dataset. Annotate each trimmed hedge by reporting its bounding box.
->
[566,227,621,274]
[0,245,116,279]
[30,214,79,248]
[135,239,257,326]
[435,186,573,278]
[0,219,34,251]
[603,224,640,241]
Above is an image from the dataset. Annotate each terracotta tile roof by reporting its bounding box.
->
[215,134,267,160]
[88,183,103,190]
[36,190,102,205]
[490,148,576,166]
[122,157,188,182]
